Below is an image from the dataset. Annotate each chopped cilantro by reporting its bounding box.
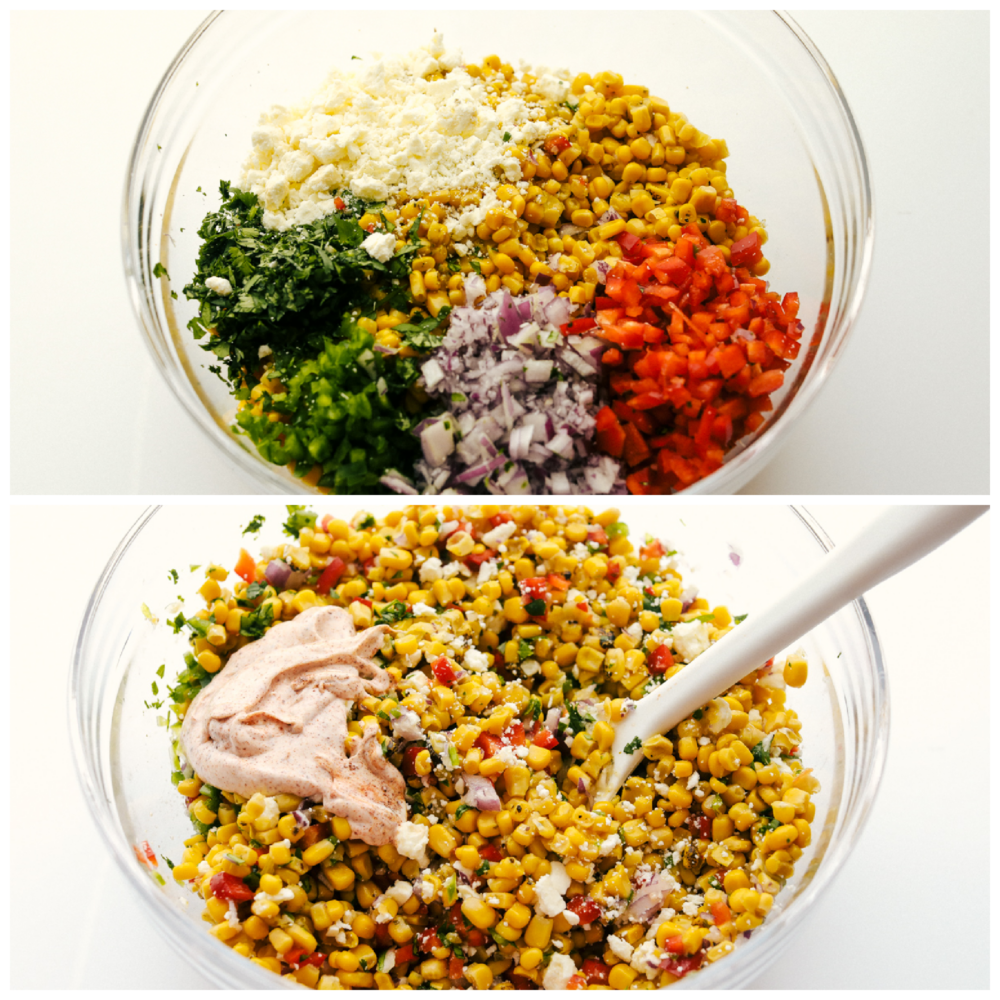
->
[527,697,542,721]
[566,703,593,736]
[693,708,703,720]
[167,569,178,584]
[455,804,471,820]
[244,581,267,600]
[751,737,772,766]
[395,309,450,352]
[623,736,643,754]
[518,639,535,661]
[156,664,165,678]
[502,131,512,142]
[524,598,546,616]
[242,514,265,535]
[735,613,748,624]
[152,262,169,279]
[239,603,275,639]
[358,514,376,529]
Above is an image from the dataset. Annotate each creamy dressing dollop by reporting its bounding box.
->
[180,606,406,846]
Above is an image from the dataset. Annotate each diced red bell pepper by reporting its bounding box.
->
[588,525,609,546]
[647,644,674,674]
[547,573,570,591]
[622,422,651,467]
[431,657,458,685]
[395,943,416,965]
[664,934,686,955]
[581,959,611,985]
[688,813,712,840]
[478,841,503,862]
[566,895,602,925]
[233,548,257,584]
[661,951,705,979]
[475,732,502,758]
[490,512,513,527]
[710,900,732,926]
[748,370,784,397]
[519,577,549,602]
[730,231,762,267]
[333,197,345,211]
[315,556,346,594]
[465,548,496,568]
[449,955,466,981]
[210,872,255,902]
[560,317,598,336]
[503,721,527,746]
[533,728,558,749]
[416,928,442,953]
[544,135,571,155]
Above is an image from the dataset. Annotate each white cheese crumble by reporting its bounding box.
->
[599,834,621,857]
[394,821,429,866]
[482,521,518,548]
[671,619,713,661]
[463,647,489,672]
[360,230,396,262]
[419,557,443,583]
[410,601,436,616]
[542,953,577,990]
[205,275,233,296]
[630,940,661,979]
[607,934,634,962]
[534,861,570,917]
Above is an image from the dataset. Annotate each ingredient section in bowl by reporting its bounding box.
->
[157,506,818,988]
[181,34,803,494]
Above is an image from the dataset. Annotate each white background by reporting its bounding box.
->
[8,11,991,496]
[9,503,991,988]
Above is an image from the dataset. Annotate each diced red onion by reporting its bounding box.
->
[462,772,502,812]
[545,708,562,732]
[292,809,311,829]
[265,559,291,588]
[420,418,455,467]
[380,472,419,495]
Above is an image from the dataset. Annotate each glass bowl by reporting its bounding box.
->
[123,11,873,495]
[70,504,888,988]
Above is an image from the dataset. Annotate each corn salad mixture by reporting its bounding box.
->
[162,506,818,988]
[182,36,803,495]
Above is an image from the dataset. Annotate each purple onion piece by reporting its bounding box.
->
[265,559,291,588]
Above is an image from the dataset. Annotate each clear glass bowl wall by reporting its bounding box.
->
[123,11,873,495]
[71,505,888,988]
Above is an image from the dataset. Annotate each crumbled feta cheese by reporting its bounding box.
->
[255,886,295,904]
[402,669,430,692]
[394,821,429,866]
[599,834,621,856]
[226,901,241,929]
[682,893,704,916]
[671,619,712,661]
[477,559,498,584]
[687,769,701,791]
[392,708,423,742]
[520,658,540,676]
[534,861,570,917]
[482,521,518,548]
[419,557,443,584]
[385,881,413,905]
[360,230,396,262]
[205,275,233,296]
[495,745,521,767]
[630,940,661,979]
[542,953,577,990]
[608,934,634,962]
[410,601,436,616]
[463,647,489,672]
[258,344,273,359]
[561,909,580,926]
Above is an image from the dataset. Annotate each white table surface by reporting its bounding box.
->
[8,11,991,497]
[9,503,990,989]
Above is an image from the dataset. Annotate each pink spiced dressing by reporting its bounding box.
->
[180,606,406,845]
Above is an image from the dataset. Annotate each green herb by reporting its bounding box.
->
[167,569,178,584]
[527,697,542,721]
[162,856,175,870]
[245,581,267,600]
[282,505,317,537]
[395,309,451,352]
[359,514,376,529]
[153,262,169,279]
[518,639,535,661]
[469,259,482,274]
[151,680,159,696]
[239,602,275,639]
[243,514,265,535]
[141,603,157,623]
[157,664,165,678]
[642,592,661,612]
[693,613,715,623]
[476,860,490,876]
[566,703,593,736]
[693,708,703,720]
[502,131,512,142]
[623,736,643,754]
[735,614,748,624]
[455,804,471,820]
[376,600,411,625]
[524,598,546,616]
[751,737,772,766]
[448,745,461,767]
[606,521,629,539]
